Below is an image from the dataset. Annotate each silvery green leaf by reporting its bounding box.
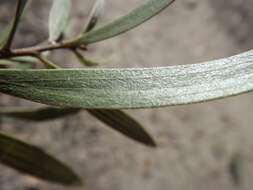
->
[0,50,252,109]
[49,0,71,42]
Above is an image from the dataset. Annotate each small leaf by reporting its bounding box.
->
[0,57,36,69]
[1,0,28,49]
[0,59,33,69]
[0,50,252,109]
[0,60,15,66]
[84,0,105,33]
[76,0,175,44]
[88,109,156,147]
[0,132,81,185]
[49,0,71,42]
[0,107,80,121]
[11,56,39,64]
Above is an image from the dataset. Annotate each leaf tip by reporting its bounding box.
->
[143,136,157,148]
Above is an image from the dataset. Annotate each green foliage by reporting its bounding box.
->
[0,132,81,185]
[75,0,176,45]
[0,0,252,187]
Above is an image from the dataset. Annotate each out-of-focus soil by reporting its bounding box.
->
[0,0,253,190]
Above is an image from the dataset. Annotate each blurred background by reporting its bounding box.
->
[0,0,253,189]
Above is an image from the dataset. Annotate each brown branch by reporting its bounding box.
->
[0,38,84,59]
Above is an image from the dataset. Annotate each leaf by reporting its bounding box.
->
[76,0,176,44]
[0,59,33,69]
[49,0,71,42]
[84,0,105,33]
[88,109,156,147]
[11,56,38,64]
[0,107,156,147]
[0,132,81,185]
[0,0,28,49]
[0,50,252,109]
[0,60,15,66]
[0,107,80,121]
[0,58,35,70]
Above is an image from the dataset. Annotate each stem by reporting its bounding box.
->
[35,55,60,69]
[0,38,84,59]
[3,0,27,50]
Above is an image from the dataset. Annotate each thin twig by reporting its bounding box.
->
[0,38,84,59]
[35,54,60,69]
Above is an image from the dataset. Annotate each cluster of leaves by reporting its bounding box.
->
[0,0,175,186]
[0,0,253,187]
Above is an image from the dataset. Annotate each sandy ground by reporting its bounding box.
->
[0,0,253,190]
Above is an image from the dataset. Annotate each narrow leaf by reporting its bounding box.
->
[49,0,71,42]
[0,133,81,185]
[77,0,175,44]
[0,50,252,109]
[1,0,28,49]
[0,60,15,66]
[0,59,33,69]
[88,109,156,147]
[0,107,80,121]
[11,56,38,64]
[84,0,105,33]
[0,107,155,147]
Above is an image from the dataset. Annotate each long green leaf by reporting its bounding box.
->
[0,133,81,185]
[1,0,28,49]
[88,110,156,147]
[77,0,175,44]
[0,107,156,147]
[0,50,252,109]
[0,107,80,121]
[49,0,71,42]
